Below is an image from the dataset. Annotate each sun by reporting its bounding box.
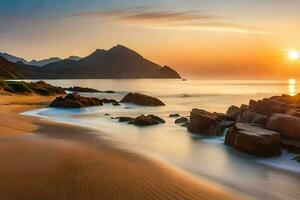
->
[288,50,299,60]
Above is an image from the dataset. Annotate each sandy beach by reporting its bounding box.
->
[0,94,244,200]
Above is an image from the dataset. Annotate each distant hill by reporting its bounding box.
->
[0,45,181,79]
[0,56,53,79]
[43,45,181,79]
[0,52,82,66]
[0,52,28,64]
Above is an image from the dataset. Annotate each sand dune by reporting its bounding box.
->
[0,95,244,200]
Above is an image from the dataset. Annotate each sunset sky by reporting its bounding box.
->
[0,0,300,79]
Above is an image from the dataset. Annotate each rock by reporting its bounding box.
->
[248,98,289,117]
[49,93,103,108]
[187,109,234,136]
[112,102,121,106]
[100,98,119,104]
[226,105,240,118]
[147,115,166,124]
[118,117,135,123]
[120,93,165,106]
[266,114,300,139]
[175,117,189,124]
[239,111,269,127]
[102,90,115,93]
[280,143,300,154]
[225,123,281,157]
[169,114,180,118]
[286,109,300,117]
[133,115,160,126]
[65,86,100,93]
[104,113,110,116]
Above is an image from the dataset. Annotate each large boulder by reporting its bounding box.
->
[225,123,281,157]
[120,93,165,106]
[266,114,300,139]
[187,109,235,136]
[49,93,103,108]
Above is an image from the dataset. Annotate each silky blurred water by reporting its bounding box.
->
[24,79,300,200]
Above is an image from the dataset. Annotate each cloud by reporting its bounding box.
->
[66,7,268,34]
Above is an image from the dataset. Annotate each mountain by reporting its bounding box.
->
[0,45,181,79]
[0,52,82,66]
[28,57,62,66]
[0,52,28,64]
[0,56,53,79]
[43,45,181,79]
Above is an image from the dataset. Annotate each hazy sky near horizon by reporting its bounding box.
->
[0,0,300,79]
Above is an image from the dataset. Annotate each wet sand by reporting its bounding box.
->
[0,94,244,200]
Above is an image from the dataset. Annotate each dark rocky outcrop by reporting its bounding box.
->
[187,109,235,136]
[0,80,65,96]
[225,123,281,157]
[175,117,189,124]
[65,87,100,93]
[120,93,165,106]
[100,98,120,105]
[49,93,102,108]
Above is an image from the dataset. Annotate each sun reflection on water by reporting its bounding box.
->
[288,79,296,96]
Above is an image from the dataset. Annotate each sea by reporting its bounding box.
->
[23,79,300,200]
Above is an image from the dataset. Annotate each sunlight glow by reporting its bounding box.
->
[288,50,299,61]
[289,79,296,96]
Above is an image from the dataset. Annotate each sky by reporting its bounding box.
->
[0,0,300,79]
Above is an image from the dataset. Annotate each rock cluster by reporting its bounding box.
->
[117,114,165,126]
[50,93,103,108]
[187,94,300,159]
[120,93,165,106]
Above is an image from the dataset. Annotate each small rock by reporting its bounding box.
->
[134,115,159,126]
[118,117,135,123]
[169,114,180,118]
[175,117,189,124]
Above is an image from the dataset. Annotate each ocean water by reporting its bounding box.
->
[23,79,300,200]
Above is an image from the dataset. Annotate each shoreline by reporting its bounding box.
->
[0,94,244,200]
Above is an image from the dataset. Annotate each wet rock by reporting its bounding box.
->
[49,93,103,108]
[118,117,135,123]
[100,98,119,104]
[133,115,160,126]
[120,93,165,106]
[187,109,234,136]
[266,114,300,139]
[175,117,189,124]
[147,115,166,124]
[225,123,281,157]
[169,114,180,118]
